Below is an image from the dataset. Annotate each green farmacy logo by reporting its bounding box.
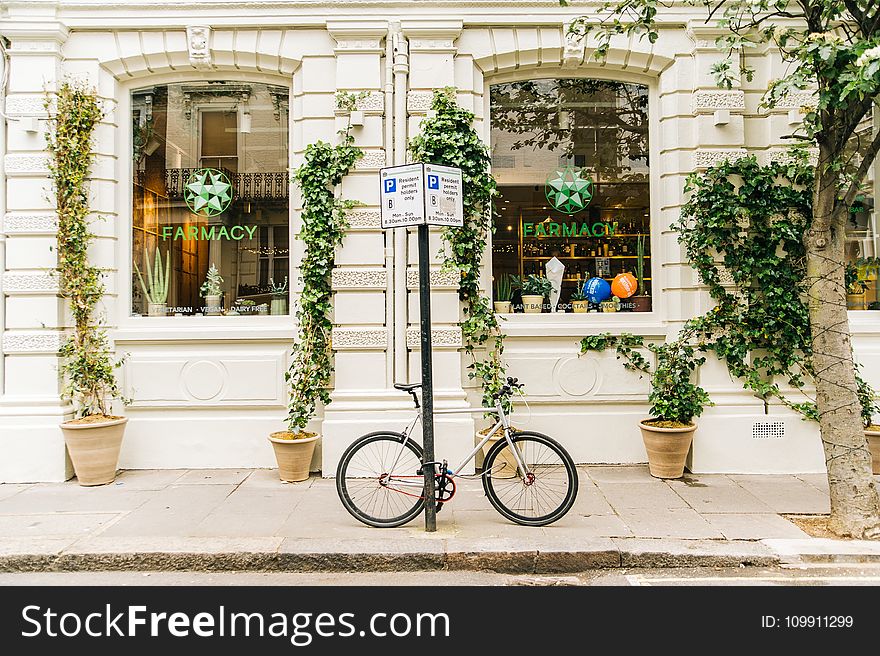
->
[545,166,593,215]
[184,168,233,217]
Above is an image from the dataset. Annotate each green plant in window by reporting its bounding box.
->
[285,93,363,434]
[494,273,514,303]
[522,274,553,298]
[634,234,647,295]
[408,88,510,412]
[46,82,125,418]
[570,278,587,302]
[134,247,171,306]
[199,264,224,298]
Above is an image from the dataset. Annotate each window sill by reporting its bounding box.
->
[497,311,666,337]
[849,310,880,336]
[113,315,295,342]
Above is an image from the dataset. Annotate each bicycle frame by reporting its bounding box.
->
[387,397,530,488]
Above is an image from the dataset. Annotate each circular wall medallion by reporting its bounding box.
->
[556,356,598,397]
[545,166,593,215]
[182,360,226,401]
[184,168,233,217]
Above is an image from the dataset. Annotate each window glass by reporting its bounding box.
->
[490,79,651,313]
[845,111,879,310]
[131,81,289,317]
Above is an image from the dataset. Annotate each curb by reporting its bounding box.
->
[0,538,782,574]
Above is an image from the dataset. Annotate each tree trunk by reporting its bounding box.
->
[806,152,880,538]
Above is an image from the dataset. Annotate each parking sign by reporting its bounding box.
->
[379,163,464,229]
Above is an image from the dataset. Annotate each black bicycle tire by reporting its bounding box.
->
[482,430,578,526]
[336,431,426,528]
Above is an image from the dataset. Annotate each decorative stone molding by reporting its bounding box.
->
[3,214,58,235]
[334,91,384,115]
[761,147,819,167]
[561,26,586,69]
[327,20,387,54]
[407,91,434,114]
[4,154,51,175]
[406,327,463,349]
[345,209,381,229]
[773,90,818,110]
[716,266,736,287]
[332,268,388,290]
[2,272,59,294]
[5,95,50,116]
[333,38,383,53]
[408,38,456,52]
[692,90,746,114]
[354,150,387,170]
[186,26,213,69]
[406,268,461,289]
[2,331,67,354]
[693,149,748,170]
[331,327,387,350]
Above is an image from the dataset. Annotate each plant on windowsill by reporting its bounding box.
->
[632,233,651,313]
[270,92,363,482]
[200,263,224,316]
[493,273,515,314]
[579,331,712,478]
[49,82,128,486]
[521,274,552,314]
[846,261,869,310]
[269,276,288,316]
[134,247,170,317]
[569,278,589,313]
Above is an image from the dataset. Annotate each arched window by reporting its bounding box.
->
[130,81,289,317]
[490,78,652,313]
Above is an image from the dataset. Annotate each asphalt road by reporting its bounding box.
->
[3,564,880,586]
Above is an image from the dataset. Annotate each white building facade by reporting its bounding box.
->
[1,0,878,483]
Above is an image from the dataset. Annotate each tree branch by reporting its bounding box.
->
[842,128,880,207]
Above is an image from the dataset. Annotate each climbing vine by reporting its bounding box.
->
[408,88,507,409]
[286,93,363,433]
[46,83,123,419]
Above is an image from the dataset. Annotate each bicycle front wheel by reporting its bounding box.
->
[336,432,426,528]
[482,431,578,526]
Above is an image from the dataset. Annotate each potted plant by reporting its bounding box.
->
[858,376,880,474]
[570,278,589,313]
[134,247,170,316]
[200,263,223,316]
[269,277,288,315]
[846,261,868,310]
[632,234,652,312]
[493,273,514,313]
[521,274,552,313]
[580,332,711,478]
[49,82,128,486]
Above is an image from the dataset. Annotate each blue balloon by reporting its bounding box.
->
[584,277,612,304]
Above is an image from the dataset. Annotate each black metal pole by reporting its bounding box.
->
[417,222,437,532]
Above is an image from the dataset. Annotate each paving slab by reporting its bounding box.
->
[701,513,810,540]
[729,475,830,514]
[0,484,32,502]
[595,481,691,510]
[616,508,724,539]
[175,469,252,486]
[666,479,772,514]
[764,538,880,563]
[0,513,118,537]
[113,470,186,490]
[0,487,154,515]
[585,465,652,482]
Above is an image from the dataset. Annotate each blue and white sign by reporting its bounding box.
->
[380,163,464,229]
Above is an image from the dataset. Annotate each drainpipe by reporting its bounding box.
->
[0,38,8,398]
[392,25,409,383]
[383,25,395,387]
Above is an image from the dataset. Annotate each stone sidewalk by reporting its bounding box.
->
[1,466,879,573]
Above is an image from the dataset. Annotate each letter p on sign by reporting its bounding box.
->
[384,178,397,193]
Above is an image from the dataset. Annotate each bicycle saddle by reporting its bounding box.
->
[393,383,422,392]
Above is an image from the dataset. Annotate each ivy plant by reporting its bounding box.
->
[286,93,363,434]
[46,83,123,418]
[408,88,509,410]
[580,332,711,426]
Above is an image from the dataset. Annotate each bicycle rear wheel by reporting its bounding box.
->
[482,431,578,526]
[336,432,425,528]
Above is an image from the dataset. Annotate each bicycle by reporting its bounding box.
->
[336,377,579,528]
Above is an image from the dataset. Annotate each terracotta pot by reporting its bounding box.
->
[571,300,589,313]
[521,295,544,313]
[269,432,319,482]
[60,416,128,486]
[204,294,222,316]
[867,429,880,475]
[632,295,652,313]
[639,419,696,479]
[494,301,512,314]
[477,430,518,478]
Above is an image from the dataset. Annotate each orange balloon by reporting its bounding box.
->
[611,272,638,298]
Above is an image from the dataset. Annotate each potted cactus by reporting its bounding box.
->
[521,274,552,313]
[200,263,224,316]
[134,247,170,316]
[493,273,514,313]
[632,234,652,312]
[570,278,589,313]
[269,277,288,315]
